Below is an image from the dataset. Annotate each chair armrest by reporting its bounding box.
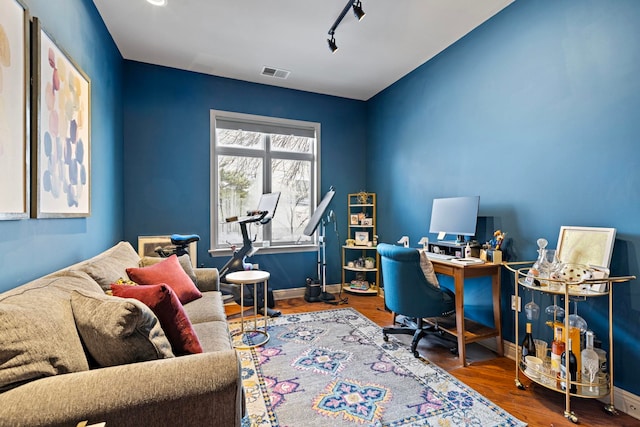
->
[195,267,220,292]
[0,351,242,427]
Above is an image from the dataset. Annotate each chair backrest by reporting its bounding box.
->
[377,243,453,318]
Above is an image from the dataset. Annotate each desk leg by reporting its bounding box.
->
[453,269,466,367]
[492,271,504,356]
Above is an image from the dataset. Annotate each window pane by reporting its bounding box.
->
[270,159,312,244]
[216,128,265,149]
[217,155,263,246]
[271,134,313,153]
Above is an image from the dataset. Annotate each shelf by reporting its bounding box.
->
[519,365,610,399]
[425,316,500,344]
[343,193,380,298]
[344,287,378,295]
[343,266,377,272]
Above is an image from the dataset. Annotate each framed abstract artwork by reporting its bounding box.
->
[0,0,29,220]
[31,17,91,218]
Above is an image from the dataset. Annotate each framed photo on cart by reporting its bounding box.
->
[556,226,616,268]
[361,218,373,226]
[350,214,359,225]
[354,231,369,246]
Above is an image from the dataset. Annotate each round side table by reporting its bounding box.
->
[226,270,271,348]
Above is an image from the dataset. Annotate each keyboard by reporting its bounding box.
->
[426,252,455,260]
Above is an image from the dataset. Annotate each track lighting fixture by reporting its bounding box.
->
[352,1,365,21]
[327,0,365,53]
[327,32,338,53]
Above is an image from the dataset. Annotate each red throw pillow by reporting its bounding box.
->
[126,255,202,304]
[111,284,203,355]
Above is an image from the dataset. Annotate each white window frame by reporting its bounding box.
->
[209,110,321,256]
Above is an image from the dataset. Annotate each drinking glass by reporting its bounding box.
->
[568,299,588,332]
[545,294,565,320]
[534,339,548,361]
[524,292,540,320]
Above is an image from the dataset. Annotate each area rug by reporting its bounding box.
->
[230,308,525,427]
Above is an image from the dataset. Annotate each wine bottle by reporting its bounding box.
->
[521,322,536,370]
[550,326,565,374]
[560,338,578,393]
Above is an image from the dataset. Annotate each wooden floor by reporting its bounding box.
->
[225,293,639,427]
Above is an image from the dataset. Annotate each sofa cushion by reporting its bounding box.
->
[183,291,227,324]
[70,290,174,367]
[0,275,91,391]
[140,254,197,286]
[78,241,141,292]
[192,320,233,353]
[111,284,203,355]
[126,255,202,304]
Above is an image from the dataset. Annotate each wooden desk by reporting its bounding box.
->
[428,259,503,367]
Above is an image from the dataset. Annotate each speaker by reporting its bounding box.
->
[304,278,322,303]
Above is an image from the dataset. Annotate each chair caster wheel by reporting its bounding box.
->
[450,347,458,355]
[413,351,420,358]
[383,335,389,342]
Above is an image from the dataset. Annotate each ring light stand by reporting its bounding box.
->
[303,187,336,303]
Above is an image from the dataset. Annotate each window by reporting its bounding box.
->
[210,110,320,253]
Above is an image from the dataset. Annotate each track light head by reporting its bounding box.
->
[327,34,338,53]
[352,1,365,21]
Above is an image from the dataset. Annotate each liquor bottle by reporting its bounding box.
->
[560,338,578,393]
[550,326,565,374]
[521,322,536,369]
[581,331,599,389]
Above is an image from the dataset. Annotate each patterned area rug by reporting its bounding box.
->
[231,308,526,427]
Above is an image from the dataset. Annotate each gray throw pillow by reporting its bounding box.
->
[419,249,440,288]
[0,289,89,391]
[79,242,141,291]
[70,290,174,367]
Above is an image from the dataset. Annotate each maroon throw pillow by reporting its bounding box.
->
[126,255,202,304]
[111,284,203,355]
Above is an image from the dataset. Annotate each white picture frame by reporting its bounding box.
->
[556,226,616,268]
[137,235,198,267]
[354,231,369,246]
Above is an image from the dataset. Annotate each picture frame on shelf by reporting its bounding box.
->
[31,17,91,218]
[0,0,29,220]
[350,214,359,225]
[354,231,369,246]
[361,218,373,226]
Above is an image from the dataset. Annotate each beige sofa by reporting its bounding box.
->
[0,242,242,427]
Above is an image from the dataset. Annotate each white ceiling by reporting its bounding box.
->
[92,0,514,101]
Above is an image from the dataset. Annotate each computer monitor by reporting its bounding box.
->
[429,196,480,245]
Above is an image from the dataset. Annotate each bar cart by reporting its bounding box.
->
[505,262,635,424]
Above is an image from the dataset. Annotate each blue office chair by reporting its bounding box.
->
[377,243,456,358]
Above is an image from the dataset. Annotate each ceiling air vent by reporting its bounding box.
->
[261,66,290,79]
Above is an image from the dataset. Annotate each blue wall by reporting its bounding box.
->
[122,61,367,289]
[367,0,640,395]
[0,0,123,291]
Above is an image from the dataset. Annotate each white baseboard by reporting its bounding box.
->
[272,283,343,301]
